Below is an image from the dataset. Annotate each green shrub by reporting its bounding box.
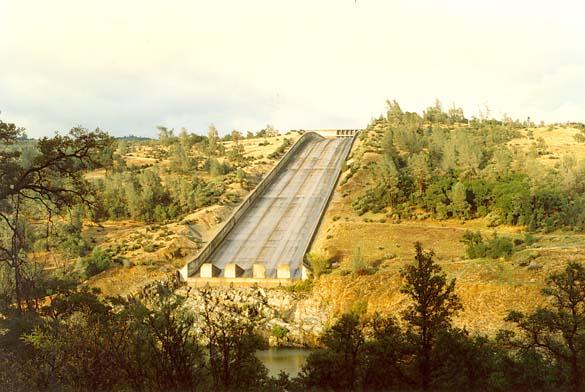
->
[283,279,314,293]
[206,158,232,176]
[485,235,514,258]
[60,236,91,258]
[80,247,114,278]
[461,231,486,259]
[524,233,537,246]
[461,231,515,259]
[143,243,157,253]
[351,247,373,275]
[268,138,292,159]
[574,133,585,143]
[271,325,289,341]
[352,183,389,215]
[307,253,330,278]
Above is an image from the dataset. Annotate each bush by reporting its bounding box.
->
[352,183,389,215]
[268,138,292,159]
[271,325,289,341]
[524,233,536,246]
[461,231,486,259]
[307,253,330,278]
[206,158,232,176]
[461,231,515,259]
[485,235,514,258]
[143,243,157,253]
[79,247,114,278]
[351,247,372,275]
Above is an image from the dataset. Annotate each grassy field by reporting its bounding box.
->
[309,125,585,335]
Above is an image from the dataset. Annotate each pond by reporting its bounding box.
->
[255,348,313,377]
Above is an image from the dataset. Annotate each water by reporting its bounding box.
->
[255,348,313,377]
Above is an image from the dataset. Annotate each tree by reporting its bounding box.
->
[198,288,268,391]
[408,152,431,193]
[207,124,219,156]
[306,252,329,278]
[228,142,245,163]
[501,262,585,392]
[122,281,205,391]
[423,99,447,124]
[400,242,463,390]
[169,142,196,173]
[157,126,176,146]
[300,313,365,391]
[441,140,458,173]
[447,105,465,124]
[386,99,403,125]
[23,280,206,391]
[264,124,277,138]
[492,148,513,178]
[231,130,242,144]
[450,181,470,218]
[0,120,113,313]
[456,133,483,176]
[361,314,411,391]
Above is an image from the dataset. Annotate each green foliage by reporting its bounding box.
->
[198,287,268,390]
[268,138,292,159]
[352,101,585,233]
[283,278,314,293]
[1,120,114,313]
[306,252,330,278]
[301,244,542,392]
[169,142,197,173]
[1,280,275,391]
[400,242,462,390]
[94,168,226,223]
[352,182,389,215]
[300,313,365,391]
[461,231,515,259]
[271,325,289,341]
[574,132,585,143]
[206,157,232,176]
[79,247,114,278]
[499,262,585,392]
[351,247,369,275]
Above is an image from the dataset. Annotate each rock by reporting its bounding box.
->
[184,286,329,348]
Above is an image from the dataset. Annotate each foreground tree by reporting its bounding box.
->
[300,243,464,391]
[299,313,366,391]
[400,242,463,390]
[198,287,268,391]
[0,120,113,313]
[500,261,585,392]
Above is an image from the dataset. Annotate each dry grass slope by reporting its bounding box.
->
[310,125,585,335]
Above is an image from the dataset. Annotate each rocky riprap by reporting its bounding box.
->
[182,285,330,347]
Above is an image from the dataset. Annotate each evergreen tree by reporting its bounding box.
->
[501,262,585,392]
[400,242,463,390]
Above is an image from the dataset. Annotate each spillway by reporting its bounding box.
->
[179,131,357,282]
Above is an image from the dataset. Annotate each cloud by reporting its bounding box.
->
[0,0,584,137]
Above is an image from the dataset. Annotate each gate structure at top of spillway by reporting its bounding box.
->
[179,130,359,285]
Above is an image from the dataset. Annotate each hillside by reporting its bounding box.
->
[81,131,301,295]
[310,115,585,335]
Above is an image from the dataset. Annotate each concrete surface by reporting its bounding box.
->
[203,136,353,279]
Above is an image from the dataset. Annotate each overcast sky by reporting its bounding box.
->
[1,1,584,138]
